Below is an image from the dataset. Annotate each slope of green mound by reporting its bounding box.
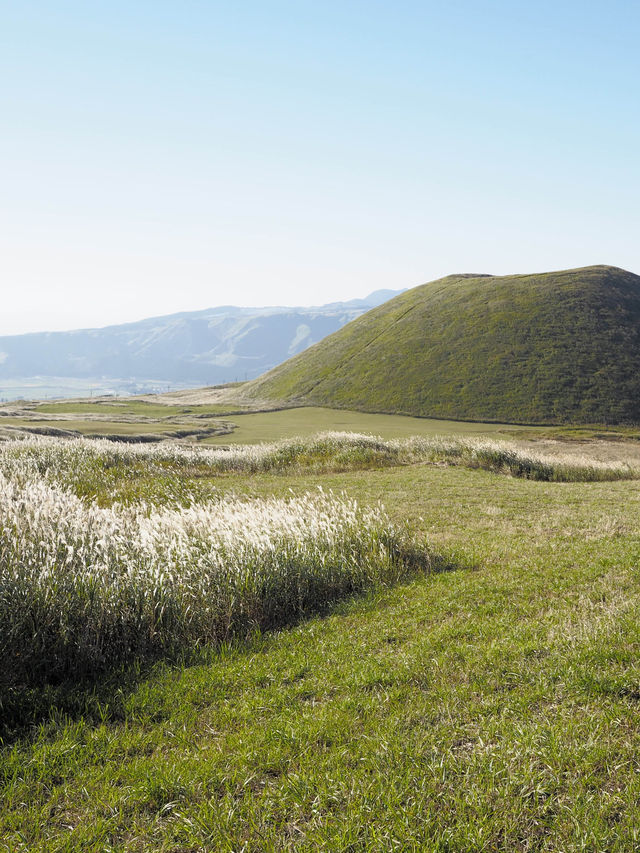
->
[244,265,640,424]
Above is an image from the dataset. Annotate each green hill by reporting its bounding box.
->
[244,265,640,425]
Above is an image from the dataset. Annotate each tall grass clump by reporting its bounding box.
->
[0,468,426,689]
[0,433,636,485]
[404,436,638,482]
[0,434,403,494]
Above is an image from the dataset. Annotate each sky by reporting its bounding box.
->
[1,0,639,335]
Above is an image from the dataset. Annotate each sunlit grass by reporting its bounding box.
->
[0,461,427,688]
[3,451,640,850]
[1,432,636,485]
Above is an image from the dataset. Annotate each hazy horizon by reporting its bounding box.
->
[0,283,406,338]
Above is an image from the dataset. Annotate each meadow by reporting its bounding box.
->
[5,395,640,447]
[2,426,640,850]
[0,397,530,444]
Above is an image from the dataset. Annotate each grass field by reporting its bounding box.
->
[34,400,250,418]
[0,398,542,444]
[200,407,528,444]
[7,396,640,446]
[2,424,640,850]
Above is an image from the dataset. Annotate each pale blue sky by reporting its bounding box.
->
[1,1,638,334]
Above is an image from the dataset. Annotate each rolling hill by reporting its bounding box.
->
[0,289,402,400]
[243,265,640,425]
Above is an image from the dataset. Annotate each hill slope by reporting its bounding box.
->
[243,265,640,424]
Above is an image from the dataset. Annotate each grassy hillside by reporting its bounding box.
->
[244,265,640,425]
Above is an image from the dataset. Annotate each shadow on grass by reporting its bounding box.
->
[580,675,640,704]
[0,549,469,748]
[0,659,152,745]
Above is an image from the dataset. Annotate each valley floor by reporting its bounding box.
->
[2,447,640,850]
[0,398,531,444]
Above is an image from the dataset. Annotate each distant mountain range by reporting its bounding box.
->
[0,289,403,400]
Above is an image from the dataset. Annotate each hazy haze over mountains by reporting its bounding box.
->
[0,289,403,400]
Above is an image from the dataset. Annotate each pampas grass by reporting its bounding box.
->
[0,465,425,687]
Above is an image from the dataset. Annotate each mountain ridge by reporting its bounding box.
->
[0,288,405,397]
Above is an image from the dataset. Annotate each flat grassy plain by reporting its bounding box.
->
[200,406,526,444]
[34,400,247,418]
[7,395,640,445]
[0,398,534,443]
[2,428,640,850]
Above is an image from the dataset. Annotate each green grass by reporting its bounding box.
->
[201,407,530,444]
[0,400,542,445]
[244,265,640,425]
[34,402,178,415]
[34,400,251,417]
[0,473,425,690]
[503,423,640,442]
[3,432,630,514]
[0,416,235,441]
[3,434,640,849]
[6,418,178,435]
